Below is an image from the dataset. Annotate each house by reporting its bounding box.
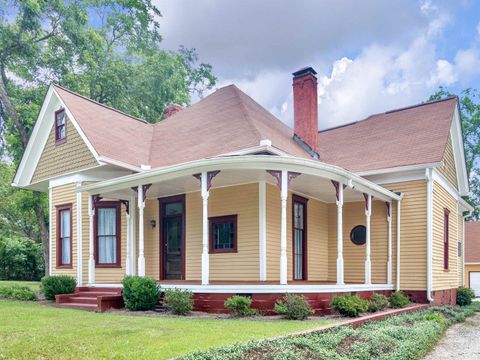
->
[464,221,480,296]
[13,67,473,313]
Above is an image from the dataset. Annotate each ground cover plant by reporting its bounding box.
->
[183,302,480,359]
[0,284,37,301]
[0,300,331,359]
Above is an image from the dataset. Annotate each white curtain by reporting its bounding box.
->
[98,208,116,264]
[61,209,71,264]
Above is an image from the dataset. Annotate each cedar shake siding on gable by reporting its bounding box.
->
[438,135,458,189]
[32,118,97,183]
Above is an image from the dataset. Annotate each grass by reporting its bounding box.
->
[183,302,480,359]
[0,280,41,291]
[0,300,332,360]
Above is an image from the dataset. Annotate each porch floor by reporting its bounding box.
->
[157,280,362,285]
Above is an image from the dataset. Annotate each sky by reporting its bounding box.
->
[155,0,480,130]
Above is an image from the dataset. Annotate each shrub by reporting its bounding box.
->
[163,288,193,315]
[274,294,314,320]
[41,275,76,301]
[122,276,160,311]
[0,236,44,281]
[456,287,475,306]
[389,291,410,308]
[224,295,257,317]
[331,295,368,317]
[367,293,389,312]
[0,285,37,301]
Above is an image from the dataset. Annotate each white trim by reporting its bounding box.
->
[48,186,53,276]
[465,262,480,265]
[97,156,143,173]
[387,201,392,286]
[220,144,290,157]
[357,162,442,177]
[280,170,288,285]
[450,106,470,196]
[336,184,344,285]
[76,182,83,286]
[77,156,401,202]
[88,195,95,286]
[130,195,136,276]
[201,172,210,285]
[426,168,434,302]
[137,186,145,277]
[258,181,267,281]
[396,194,403,290]
[364,194,372,285]
[432,169,460,200]
[364,170,426,185]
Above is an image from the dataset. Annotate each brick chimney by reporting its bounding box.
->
[163,103,183,119]
[292,67,318,153]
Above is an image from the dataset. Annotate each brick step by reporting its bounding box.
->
[65,296,98,305]
[70,292,119,298]
[56,302,99,311]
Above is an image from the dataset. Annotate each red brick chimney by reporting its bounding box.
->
[163,103,183,119]
[292,67,318,153]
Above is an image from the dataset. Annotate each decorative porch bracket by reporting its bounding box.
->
[331,181,345,285]
[363,193,372,285]
[266,170,301,285]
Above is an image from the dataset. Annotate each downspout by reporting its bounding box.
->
[396,193,403,290]
[426,168,434,302]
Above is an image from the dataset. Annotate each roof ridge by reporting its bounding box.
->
[318,96,458,134]
[53,84,150,125]
[232,85,263,141]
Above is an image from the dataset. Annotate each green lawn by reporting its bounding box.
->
[0,300,332,359]
[0,280,41,291]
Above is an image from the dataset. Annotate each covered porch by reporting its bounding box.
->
[76,155,402,295]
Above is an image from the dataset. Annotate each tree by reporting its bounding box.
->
[429,87,480,219]
[0,0,216,272]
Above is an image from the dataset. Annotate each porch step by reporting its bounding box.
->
[55,288,124,312]
[56,302,99,311]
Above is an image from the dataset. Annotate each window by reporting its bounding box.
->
[350,225,366,246]
[293,195,307,280]
[95,202,121,267]
[209,215,237,253]
[55,109,66,144]
[458,242,462,257]
[56,204,72,268]
[444,208,450,270]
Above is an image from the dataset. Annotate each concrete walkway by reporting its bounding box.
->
[423,313,480,360]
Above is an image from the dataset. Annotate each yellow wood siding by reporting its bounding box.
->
[185,183,259,281]
[438,135,458,190]
[266,183,281,280]
[144,199,160,279]
[432,181,459,291]
[306,196,329,281]
[51,184,77,277]
[327,200,390,284]
[32,117,98,184]
[464,264,480,287]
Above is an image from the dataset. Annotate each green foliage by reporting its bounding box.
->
[40,275,76,300]
[456,286,475,306]
[331,295,368,317]
[183,305,480,360]
[122,276,160,311]
[224,296,257,317]
[389,291,411,308]
[0,235,44,281]
[367,293,389,312]
[274,294,314,320]
[163,288,193,315]
[0,284,37,301]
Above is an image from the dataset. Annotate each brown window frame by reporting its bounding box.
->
[56,203,73,269]
[292,194,308,281]
[209,215,238,254]
[444,208,450,270]
[94,201,122,268]
[54,108,67,145]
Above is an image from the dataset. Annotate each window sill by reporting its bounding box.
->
[56,265,73,269]
[209,249,237,254]
[55,138,67,145]
[95,264,122,269]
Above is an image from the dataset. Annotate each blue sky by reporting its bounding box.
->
[156,0,480,129]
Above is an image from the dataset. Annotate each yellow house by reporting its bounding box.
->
[13,67,473,312]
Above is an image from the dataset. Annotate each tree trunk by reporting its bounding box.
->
[0,68,50,274]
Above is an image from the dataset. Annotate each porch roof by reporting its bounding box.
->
[76,155,401,202]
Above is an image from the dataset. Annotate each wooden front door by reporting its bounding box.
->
[292,195,308,280]
[159,195,185,280]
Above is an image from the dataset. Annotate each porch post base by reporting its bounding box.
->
[201,252,209,285]
[365,259,372,285]
[138,256,145,277]
[88,258,95,286]
[336,257,344,285]
[387,260,392,285]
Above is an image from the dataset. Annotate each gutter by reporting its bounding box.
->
[426,168,434,302]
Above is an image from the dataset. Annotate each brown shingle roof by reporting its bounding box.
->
[317,97,457,173]
[465,222,480,263]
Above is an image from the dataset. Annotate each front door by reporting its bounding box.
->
[159,195,185,280]
[292,195,307,280]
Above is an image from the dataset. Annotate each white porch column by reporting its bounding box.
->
[336,184,344,285]
[137,186,145,277]
[76,182,83,286]
[365,194,372,285]
[130,195,136,275]
[387,201,393,285]
[201,172,210,285]
[280,170,288,285]
[88,195,95,286]
[259,181,267,281]
[125,202,132,276]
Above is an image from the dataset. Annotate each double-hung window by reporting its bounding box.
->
[55,109,66,144]
[209,215,237,253]
[56,204,72,267]
[95,202,121,267]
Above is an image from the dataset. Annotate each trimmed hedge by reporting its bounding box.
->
[332,295,368,317]
[181,303,480,360]
[122,276,160,311]
[41,275,76,301]
[274,294,314,320]
[457,287,475,306]
[0,284,37,301]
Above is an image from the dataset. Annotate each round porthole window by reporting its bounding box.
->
[350,225,366,245]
